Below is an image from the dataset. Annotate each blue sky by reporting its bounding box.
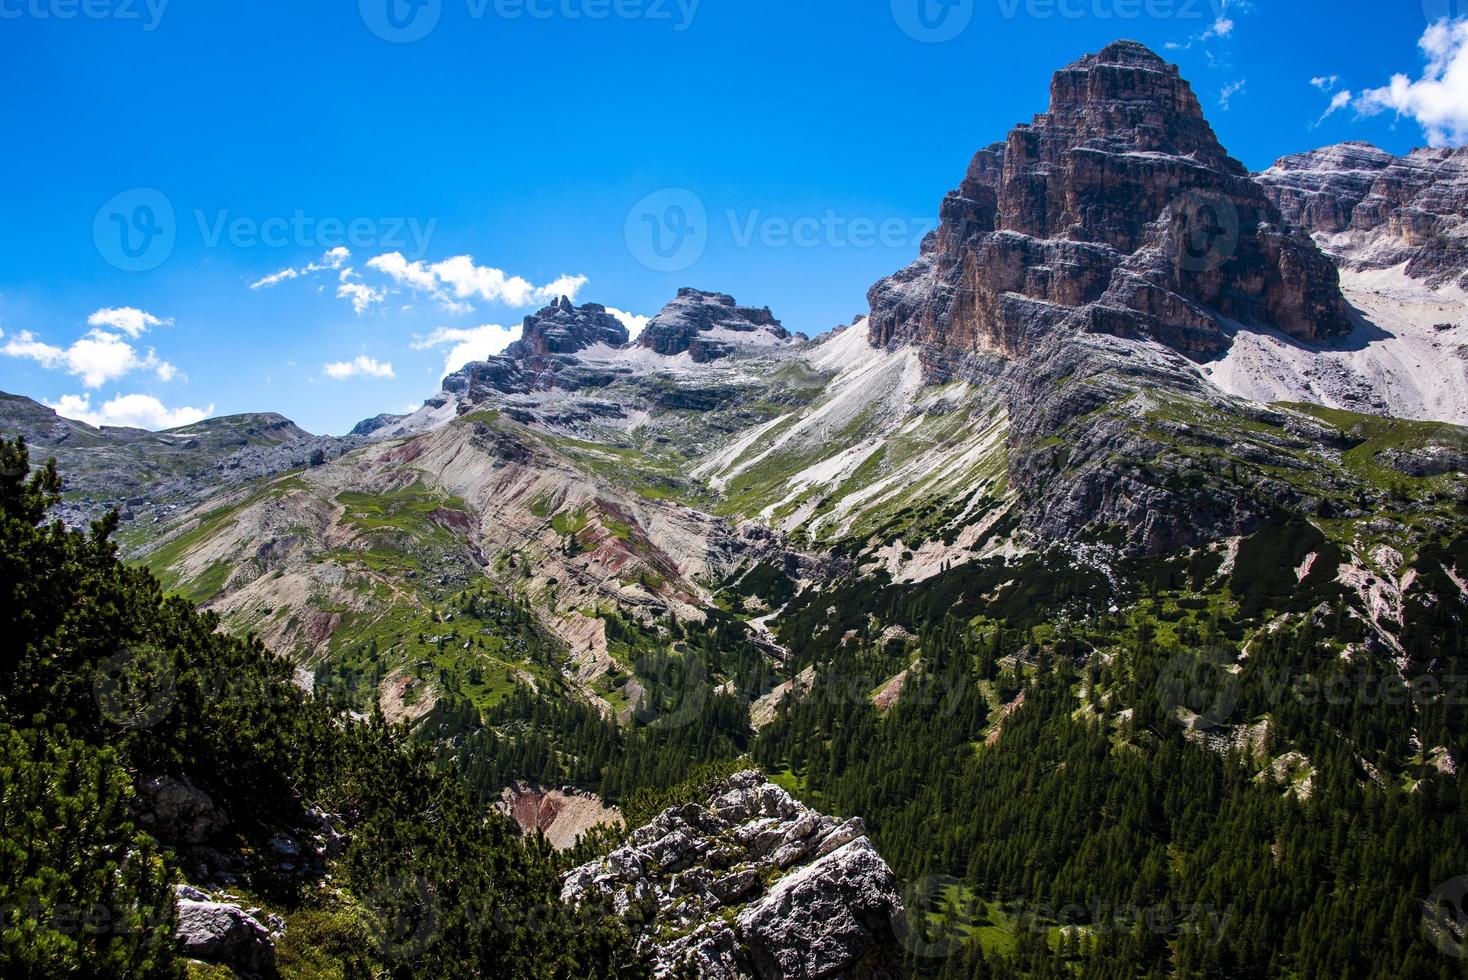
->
[0,0,1459,433]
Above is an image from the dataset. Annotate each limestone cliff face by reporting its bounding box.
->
[1256,141,1468,287]
[638,288,791,362]
[867,41,1352,376]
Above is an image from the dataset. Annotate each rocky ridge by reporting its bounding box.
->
[561,770,905,979]
[442,297,632,400]
[0,393,358,526]
[1257,142,1468,286]
[638,288,792,362]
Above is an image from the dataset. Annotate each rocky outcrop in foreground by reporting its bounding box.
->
[173,884,280,978]
[561,770,905,979]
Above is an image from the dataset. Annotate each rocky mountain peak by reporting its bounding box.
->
[434,298,630,402]
[1040,39,1232,171]
[638,287,791,362]
[505,297,630,366]
[868,40,1352,377]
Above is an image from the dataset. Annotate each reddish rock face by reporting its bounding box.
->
[868,40,1353,376]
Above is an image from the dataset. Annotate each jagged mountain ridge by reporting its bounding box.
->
[1257,141,1468,286]
[9,40,1466,737]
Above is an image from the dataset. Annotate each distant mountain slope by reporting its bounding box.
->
[0,392,356,526]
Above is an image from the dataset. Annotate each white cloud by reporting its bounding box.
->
[323,355,395,380]
[48,393,213,430]
[1219,79,1246,110]
[606,307,651,342]
[86,307,170,338]
[251,247,351,290]
[366,252,439,292]
[3,328,172,388]
[366,252,587,312]
[1352,17,1468,147]
[1166,0,1245,52]
[337,279,385,314]
[1315,88,1355,126]
[1311,75,1341,93]
[412,324,521,374]
[1,330,64,366]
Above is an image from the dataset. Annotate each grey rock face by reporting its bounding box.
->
[174,887,277,977]
[437,297,632,399]
[505,296,631,370]
[560,770,904,979]
[867,41,1351,373]
[1256,142,1468,286]
[639,288,791,363]
[1002,332,1308,553]
[735,837,901,980]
